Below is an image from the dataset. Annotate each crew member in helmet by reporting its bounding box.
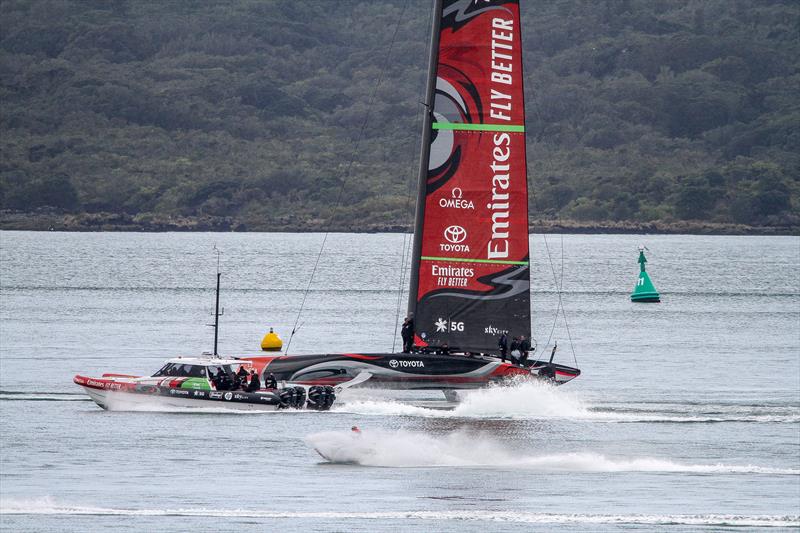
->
[264,373,278,389]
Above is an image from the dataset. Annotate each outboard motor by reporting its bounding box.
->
[294,386,307,408]
[307,385,336,411]
[278,386,307,409]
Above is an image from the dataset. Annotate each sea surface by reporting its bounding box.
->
[0,232,798,532]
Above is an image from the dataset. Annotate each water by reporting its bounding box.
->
[1,232,798,531]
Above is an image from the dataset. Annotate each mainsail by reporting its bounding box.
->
[408,0,531,354]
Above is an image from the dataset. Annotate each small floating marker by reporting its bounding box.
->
[631,247,660,303]
[260,328,283,351]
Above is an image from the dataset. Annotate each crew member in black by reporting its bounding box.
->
[498,332,508,362]
[265,373,277,389]
[246,370,261,392]
[214,368,229,390]
[237,365,249,380]
[401,316,414,353]
[509,337,520,364]
[518,335,531,367]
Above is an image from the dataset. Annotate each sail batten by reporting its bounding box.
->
[409,0,531,354]
[432,123,525,132]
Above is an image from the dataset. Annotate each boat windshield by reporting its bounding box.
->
[152,363,208,378]
[207,365,234,378]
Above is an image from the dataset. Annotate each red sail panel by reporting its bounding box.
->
[412,0,531,354]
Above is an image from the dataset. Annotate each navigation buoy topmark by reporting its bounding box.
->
[260,328,283,351]
[631,247,660,303]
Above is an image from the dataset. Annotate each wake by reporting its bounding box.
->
[304,429,799,474]
[1,497,797,527]
[333,381,800,423]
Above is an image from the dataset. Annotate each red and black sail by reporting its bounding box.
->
[408,0,531,354]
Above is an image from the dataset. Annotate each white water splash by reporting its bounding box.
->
[334,380,590,419]
[1,498,797,527]
[334,381,800,423]
[304,429,800,474]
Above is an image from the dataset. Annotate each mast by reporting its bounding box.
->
[406,0,443,316]
[211,245,224,356]
[213,271,221,356]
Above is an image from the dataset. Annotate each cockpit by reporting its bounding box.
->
[152,362,237,379]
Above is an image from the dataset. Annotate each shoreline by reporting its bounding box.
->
[0,210,796,236]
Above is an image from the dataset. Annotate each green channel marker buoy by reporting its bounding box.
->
[631,247,660,302]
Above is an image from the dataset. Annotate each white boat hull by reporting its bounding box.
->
[81,386,280,412]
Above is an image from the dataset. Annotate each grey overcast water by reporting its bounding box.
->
[0,232,798,532]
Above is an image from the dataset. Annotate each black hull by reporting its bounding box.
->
[149,385,336,410]
[245,353,580,390]
[154,386,283,406]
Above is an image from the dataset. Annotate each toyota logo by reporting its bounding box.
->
[389,359,399,368]
[444,225,467,244]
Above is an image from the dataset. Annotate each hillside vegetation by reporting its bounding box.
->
[1,0,798,232]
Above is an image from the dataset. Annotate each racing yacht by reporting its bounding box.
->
[244,0,580,393]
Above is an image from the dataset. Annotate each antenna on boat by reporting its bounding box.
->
[210,245,224,357]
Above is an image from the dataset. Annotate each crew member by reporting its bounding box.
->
[401,315,414,353]
[498,332,508,362]
[214,368,229,390]
[518,335,531,367]
[509,337,520,364]
[246,370,261,392]
[231,371,242,391]
[265,373,278,389]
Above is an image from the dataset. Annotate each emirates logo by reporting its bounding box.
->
[444,225,467,244]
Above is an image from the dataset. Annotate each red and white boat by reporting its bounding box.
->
[74,357,338,411]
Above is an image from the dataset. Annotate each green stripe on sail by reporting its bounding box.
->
[421,256,529,266]
[432,123,524,133]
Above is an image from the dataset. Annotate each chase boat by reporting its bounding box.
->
[74,357,341,411]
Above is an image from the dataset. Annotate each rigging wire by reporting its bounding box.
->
[536,231,579,367]
[390,193,415,352]
[390,3,434,353]
[526,92,579,368]
[390,225,412,353]
[285,0,410,355]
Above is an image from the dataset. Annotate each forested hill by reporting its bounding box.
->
[1,0,798,232]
